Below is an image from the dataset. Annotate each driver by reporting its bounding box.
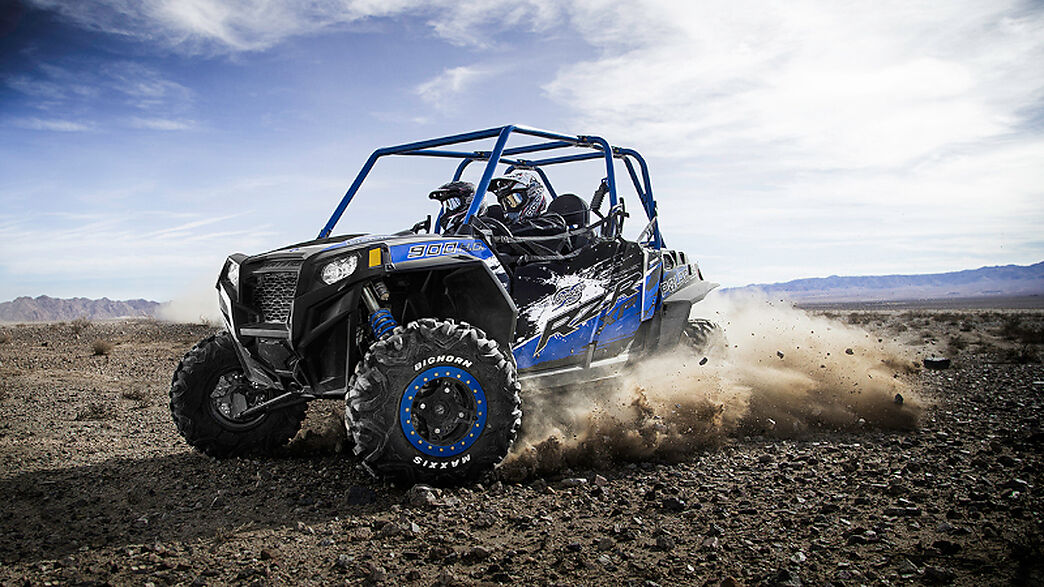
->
[428,181,483,234]
[488,170,549,224]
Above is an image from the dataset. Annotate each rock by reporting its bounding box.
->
[561,477,588,488]
[259,548,278,561]
[661,496,686,512]
[790,551,806,564]
[897,558,919,576]
[845,348,854,355]
[933,539,961,555]
[894,393,904,405]
[777,351,785,359]
[883,506,921,517]
[846,534,868,545]
[406,484,440,507]
[596,537,615,551]
[924,566,956,584]
[376,522,401,539]
[434,569,464,587]
[530,478,548,492]
[346,486,376,506]
[655,535,675,551]
[720,577,742,587]
[335,554,353,570]
[594,474,608,487]
[462,545,491,564]
[357,561,386,582]
[924,357,951,370]
[349,526,373,541]
[427,545,457,563]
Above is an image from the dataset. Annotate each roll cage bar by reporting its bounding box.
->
[318,124,663,249]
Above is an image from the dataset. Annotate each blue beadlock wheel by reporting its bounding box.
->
[400,366,488,457]
[346,318,522,485]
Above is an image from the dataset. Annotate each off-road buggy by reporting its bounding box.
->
[170,125,720,484]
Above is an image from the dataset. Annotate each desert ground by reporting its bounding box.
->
[0,299,1041,586]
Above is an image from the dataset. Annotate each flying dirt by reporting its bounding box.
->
[503,291,922,479]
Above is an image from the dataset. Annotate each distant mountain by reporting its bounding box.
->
[0,296,160,323]
[743,261,1044,303]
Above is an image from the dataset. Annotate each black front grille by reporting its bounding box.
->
[248,261,301,323]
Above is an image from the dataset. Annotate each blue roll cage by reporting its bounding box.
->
[318,124,663,249]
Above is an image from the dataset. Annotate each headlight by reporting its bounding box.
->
[321,255,358,285]
[226,259,240,290]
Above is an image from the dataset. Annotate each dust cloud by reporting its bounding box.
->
[501,291,922,479]
[156,275,222,325]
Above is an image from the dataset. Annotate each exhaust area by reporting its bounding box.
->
[500,291,922,480]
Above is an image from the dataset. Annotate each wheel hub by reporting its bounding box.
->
[209,371,267,427]
[400,366,488,457]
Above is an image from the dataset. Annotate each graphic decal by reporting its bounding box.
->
[661,265,695,299]
[389,240,493,263]
[320,234,389,252]
[640,251,662,321]
[389,239,509,288]
[511,246,647,370]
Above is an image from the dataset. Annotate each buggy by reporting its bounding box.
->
[170,125,720,484]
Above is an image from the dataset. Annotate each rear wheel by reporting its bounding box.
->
[346,319,521,485]
[682,318,727,357]
[170,332,305,457]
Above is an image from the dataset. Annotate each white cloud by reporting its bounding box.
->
[0,211,279,300]
[545,1,1044,168]
[532,0,1044,283]
[415,65,489,108]
[10,117,93,132]
[28,0,566,53]
[6,60,196,131]
[16,0,1044,286]
[28,0,419,53]
[128,116,195,130]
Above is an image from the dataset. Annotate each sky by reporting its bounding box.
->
[1,0,1042,302]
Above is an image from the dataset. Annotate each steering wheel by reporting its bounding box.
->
[471,216,512,239]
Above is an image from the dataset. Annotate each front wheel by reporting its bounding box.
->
[346,319,521,485]
[170,332,305,457]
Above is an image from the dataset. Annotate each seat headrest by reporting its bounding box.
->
[546,193,590,227]
[484,204,505,222]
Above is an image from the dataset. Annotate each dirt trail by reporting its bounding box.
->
[0,310,1041,586]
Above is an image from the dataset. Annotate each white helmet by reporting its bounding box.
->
[488,170,548,222]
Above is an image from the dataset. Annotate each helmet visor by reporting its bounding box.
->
[498,189,526,212]
[441,196,463,214]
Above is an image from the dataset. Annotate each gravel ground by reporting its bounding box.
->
[0,309,1041,586]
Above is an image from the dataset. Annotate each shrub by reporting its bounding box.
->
[947,335,967,353]
[70,317,91,335]
[121,388,148,402]
[998,316,1044,345]
[91,339,114,356]
[75,403,111,421]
